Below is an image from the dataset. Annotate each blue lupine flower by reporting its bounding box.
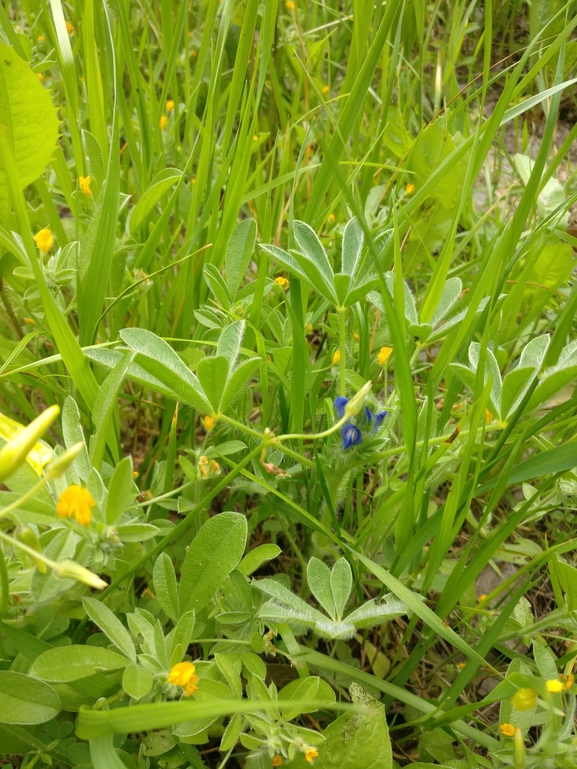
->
[334,397,387,449]
[341,423,363,449]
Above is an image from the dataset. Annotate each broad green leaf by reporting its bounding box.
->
[278,677,335,720]
[30,645,129,682]
[0,671,60,725]
[130,167,182,234]
[90,352,134,470]
[345,596,407,629]
[330,558,353,621]
[307,558,336,619]
[89,733,127,769]
[553,560,577,612]
[85,348,180,401]
[219,358,259,414]
[116,523,160,541]
[237,544,281,576]
[170,611,196,663]
[293,220,337,302]
[501,366,535,419]
[153,552,180,621]
[333,273,351,306]
[204,263,232,309]
[83,598,136,663]
[259,243,312,287]
[0,43,59,221]
[225,218,256,296]
[518,335,550,370]
[122,664,153,700]
[528,365,577,410]
[430,277,462,326]
[469,343,502,414]
[180,512,248,616]
[341,217,364,276]
[61,396,91,481]
[105,455,136,524]
[254,578,328,625]
[196,355,229,412]
[120,328,211,412]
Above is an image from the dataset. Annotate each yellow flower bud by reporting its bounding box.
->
[65,20,73,35]
[204,415,215,431]
[166,99,175,111]
[274,276,289,289]
[377,346,392,365]
[344,381,373,418]
[272,757,283,766]
[511,687,537,711]
[405,183,415,194]
[322,84,329,95]
[34,228,53,254]
[332,350,340,365]
[286,0,295,9]
[44,442,84,480]
[0,405,59,483]
[160,115,168,130]
[79,175,92,197]
[305,747,318,763]
[513,727,525,768]
[53,559,107,590]
[500,723,515,737]
[38,73,44,82]
[546,679,564,693]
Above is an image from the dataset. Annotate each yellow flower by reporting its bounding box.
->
[328,212,335,222]
[168,662,198,696]
[562,673,574,689]
[65,20,73,35]
[478,594,488,602]
[332,349,340,365]
[38,73,44,82]
[377,346,392,365]
[272,758,283,767]
[57,485,96,527]
[485,410,493,424]
[198,455,209,478]
[405,183,415,194]
[500,723,515,737]
[166,99,175,111]
[306,323,313,334]
[353,332,360,341]
[305,748,318,763]
[546,679,564,693]
[286,0,295,9]
[37,35,45,42]
[204,415,215,431]
[274,276,289,289]
[322,84,329,95]
[34,228,53,254]
[210,460,221,475]
[79,176,92,197]
[160,115,168,130]
[191,49,197,57]
[511,687,537,711]
[0,408,56,479]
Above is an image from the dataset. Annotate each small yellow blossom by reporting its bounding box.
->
[34,228,53,254]
[562,673,574,688]
[38,73,44,82]
[328,212,335,223]
[306,323,313,334]
[353,332,360,341]
[322,84,329,95]
[479,594,488,602]
[286,0,295,9]
[377,346,392,365]
[274,276,289,289]
[79,176,92,197]
[198,455,209,478]
[485,410,493,424]
[37,35,45,42]
[204,415,215,431]
[332,349,340,365]
[511,687,537,711]
[305,748,318,763]
[23,317,35,325]
[405,183,415,195]
[65,20,73,35]
[191,177,196,185]
[168,661,198,696]
[500,723,515,737]
[166,99,175,111]
[210,460,221,475]
[457,662,465,669]
[272,757,283,767]
[57,485,96,527]
[160,115,168,130]
[546,679,564,693]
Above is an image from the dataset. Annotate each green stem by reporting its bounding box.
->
[338,306,346,396]
[0,543,9,617]
[0,476,49,521]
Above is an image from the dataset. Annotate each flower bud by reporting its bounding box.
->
[44,442,84,479]
[52,559,107,590]
[513,727,526,769]
[344,381,372,418]
[0,405,59,483]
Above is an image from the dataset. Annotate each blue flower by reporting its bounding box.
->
[341,423,363,449]
[334,397,387,450]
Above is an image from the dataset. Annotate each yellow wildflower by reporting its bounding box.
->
[191,49,197,58]
[562,674,574,689]
[511,687,537,711]
[328,212,335,223]
[34,228,53,254]
[500,723,515,737]
[322,84,329,95]
[353,332,360,341]
[204,415,215,431]
[65,20,73,35]
[272,757,283,767]
[377,346,392,365]
[23,317,34,325]
[38,73,44,82]
[0,408,56,479]
[79,176,92,197]
[166,99,175,111]
[286,0,295,9]
[160,115,168,130]
[274,276,289,289]
[405,183,415,195]
[210,460,221,475]
[485,410,493,424]
[198,455,209,478]
[546,679,564,693]
[332,349,340,365]
[457,662,465,669]
[306,323,313,334]
[57,485,96,527]
[37,35,45,42]
[479,594,488,602]
[168,661,198,696]
[305,748,318,763]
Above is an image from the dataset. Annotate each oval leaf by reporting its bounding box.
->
[0,671,60,724]
[30,645,129,682]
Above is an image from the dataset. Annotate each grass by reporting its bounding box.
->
[0,0,576,767]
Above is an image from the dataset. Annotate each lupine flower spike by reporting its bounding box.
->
[334,396,386,450]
